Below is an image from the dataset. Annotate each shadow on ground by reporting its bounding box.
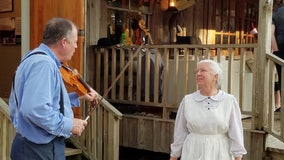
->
[119,147,170,160]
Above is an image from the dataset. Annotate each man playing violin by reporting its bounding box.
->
[9,18,98,160]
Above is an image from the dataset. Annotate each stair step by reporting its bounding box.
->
[65,147,82,157]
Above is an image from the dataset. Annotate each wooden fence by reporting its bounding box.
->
[264,53,284,143]
[90,43,262,155]
[91,44,256,119]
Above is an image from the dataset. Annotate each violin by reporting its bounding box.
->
[60,63,91,96]
[60,44,145,121]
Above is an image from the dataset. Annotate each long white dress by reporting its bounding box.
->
[170,90,247,160]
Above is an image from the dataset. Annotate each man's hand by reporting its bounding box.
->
[72,118,87,136]
[80,88,99,106]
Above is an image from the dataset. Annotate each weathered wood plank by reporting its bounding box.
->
[65,147,82,156]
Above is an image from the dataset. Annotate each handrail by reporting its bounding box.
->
[70,94,122,160]
[98,96,123,119]
[96,43,258,49]
[0,97,15,160]
[0,98,10,120]
[264,53,284,142]
[0,95,122,160]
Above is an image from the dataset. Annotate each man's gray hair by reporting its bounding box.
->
[42,18,77,45]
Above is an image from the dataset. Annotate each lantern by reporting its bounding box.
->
[169,0,176,7]
[167,0,178,12]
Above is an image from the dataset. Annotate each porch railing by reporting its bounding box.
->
[0,96,122,160]
[0,98,15,160]
[70,97,122,160]
[264,53,284,143]
[92,44,257,119]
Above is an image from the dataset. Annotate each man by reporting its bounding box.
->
[9,18,98,160]
[272,0,284,111]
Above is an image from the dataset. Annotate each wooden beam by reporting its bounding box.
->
[253,0,273,130]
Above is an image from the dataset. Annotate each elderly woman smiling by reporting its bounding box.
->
[169,59,247,160]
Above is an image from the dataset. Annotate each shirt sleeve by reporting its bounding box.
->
[20,61,72,137]
[228,96,247,157]
[68,92,80,107]
[170,97,189,158]
[9,86,16,123]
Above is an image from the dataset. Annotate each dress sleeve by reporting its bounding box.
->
[170,97,190,158]
[228,96,247,157]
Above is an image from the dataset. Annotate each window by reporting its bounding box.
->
[215,0,236,44]
[106,0,151,45]
[215,0,258,44]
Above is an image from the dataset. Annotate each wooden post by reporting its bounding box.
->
[252,0,273,159]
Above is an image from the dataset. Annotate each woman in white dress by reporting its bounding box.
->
[169,59,247,160]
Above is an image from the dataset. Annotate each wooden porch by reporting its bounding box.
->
[1,43,284,160]
[87,43,284,160]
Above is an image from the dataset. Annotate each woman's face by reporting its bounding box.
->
[195,62,217,88]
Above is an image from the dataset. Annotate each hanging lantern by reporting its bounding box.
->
[169,0,176,8]
[167,0,178,12]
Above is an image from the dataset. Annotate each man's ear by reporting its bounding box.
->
[60,38,68,47]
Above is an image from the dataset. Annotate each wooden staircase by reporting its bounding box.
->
[265,134,284,160]
[65,138,83,160]
[0,97,83,159]
[65,147,83,160]
[0,97,122,160]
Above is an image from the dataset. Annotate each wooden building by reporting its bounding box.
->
[1,0,284,160]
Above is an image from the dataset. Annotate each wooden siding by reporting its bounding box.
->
[92,0,259,46]
[120,115,174,153]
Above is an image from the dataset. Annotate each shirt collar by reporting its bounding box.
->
[27,43,62,68]
[192,90,225,102]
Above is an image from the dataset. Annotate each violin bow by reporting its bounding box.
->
[85,43,145,121]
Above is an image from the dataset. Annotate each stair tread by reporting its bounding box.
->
[65,147,82,156]
[266,134,284,153]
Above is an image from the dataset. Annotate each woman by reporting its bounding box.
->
[169,59,247,160]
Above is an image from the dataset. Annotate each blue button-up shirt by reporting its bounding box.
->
[9,43,80,144]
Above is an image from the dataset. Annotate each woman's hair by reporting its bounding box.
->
[198,59,223,88]
[42,18,76,45]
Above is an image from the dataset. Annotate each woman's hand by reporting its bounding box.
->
[169,157,178,160]
[234,157,242,160]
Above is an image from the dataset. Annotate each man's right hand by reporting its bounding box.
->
[72,118,87,136]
